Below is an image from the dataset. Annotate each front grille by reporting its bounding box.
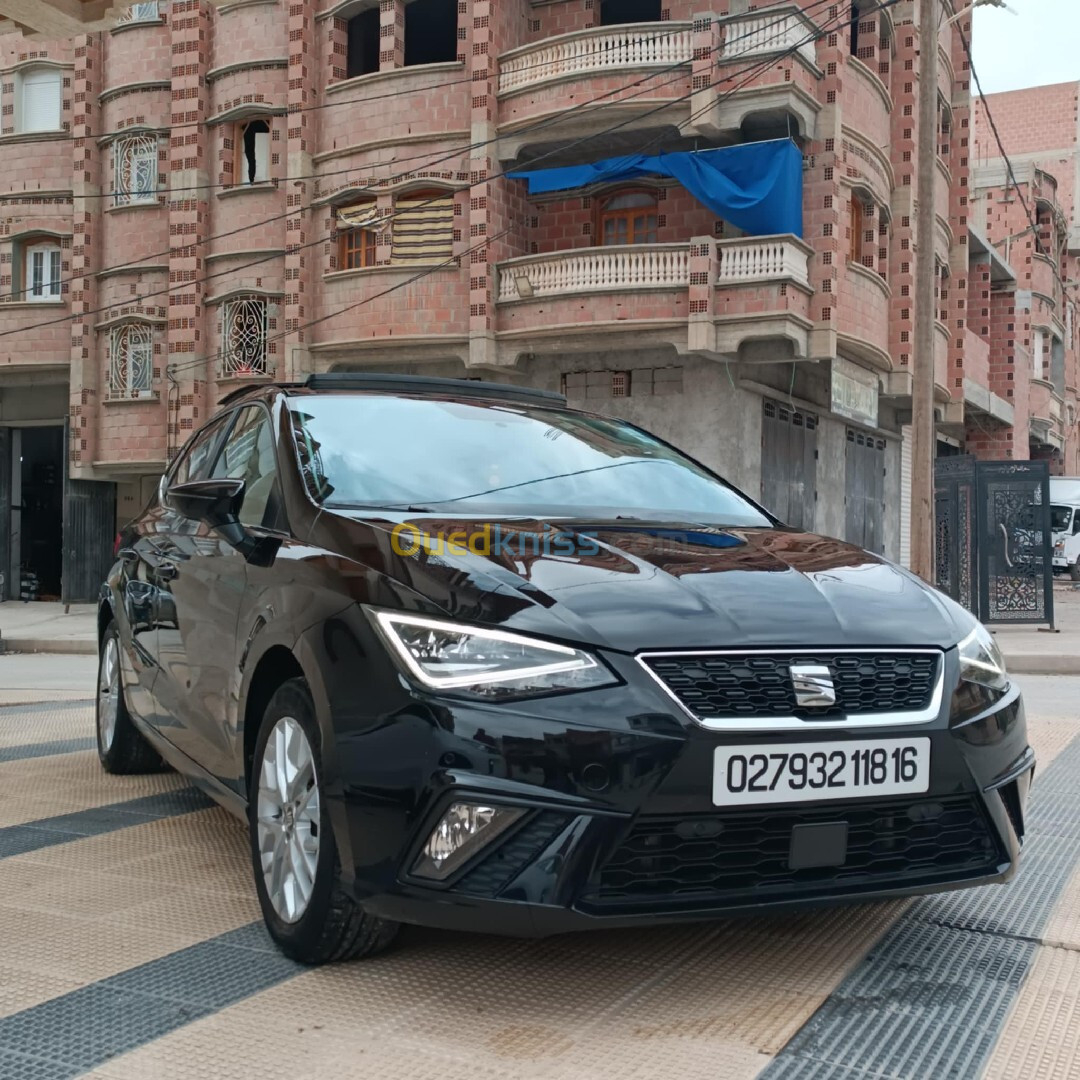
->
[642,651,940,720]
[585,796,1000,909]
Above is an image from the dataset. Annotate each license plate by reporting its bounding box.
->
[712,737,931,807]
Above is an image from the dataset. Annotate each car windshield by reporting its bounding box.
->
[288,393,772,526]
[1051,505,1073,532]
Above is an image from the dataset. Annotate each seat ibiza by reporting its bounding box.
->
[98,374,1033,964]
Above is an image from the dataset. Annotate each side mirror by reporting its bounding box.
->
[166,477,245,526]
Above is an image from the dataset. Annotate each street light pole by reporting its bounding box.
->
[910,0,939,581]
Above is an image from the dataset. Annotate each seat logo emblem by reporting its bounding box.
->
[790,664,836,708]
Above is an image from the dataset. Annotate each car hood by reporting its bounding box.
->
[323,513,970,654]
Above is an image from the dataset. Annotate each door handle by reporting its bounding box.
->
[158,561,179,582]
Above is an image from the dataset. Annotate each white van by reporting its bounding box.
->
[1050,477,1080,577]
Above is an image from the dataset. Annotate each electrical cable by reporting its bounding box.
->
[159,0,904,383]
[2,0,854,341]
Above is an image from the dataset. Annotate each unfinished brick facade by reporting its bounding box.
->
[0,0,988,594]
[971,81,1080,475]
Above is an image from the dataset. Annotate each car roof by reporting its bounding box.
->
[218,373,567,410]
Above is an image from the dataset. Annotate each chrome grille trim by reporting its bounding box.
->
[635,647,946,732]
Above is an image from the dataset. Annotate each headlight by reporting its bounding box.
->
[957,622,1008,691]
[370,611,617,698]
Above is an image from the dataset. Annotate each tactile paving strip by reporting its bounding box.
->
[0,738,95,763]
[762,731,1080,1079]
[0,788,213,859]
[0,925,299,1079]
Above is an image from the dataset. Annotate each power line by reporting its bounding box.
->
[161,0,902,384]
[2,0,848,341]
[955,19,1045,258]
[1,0,829,202]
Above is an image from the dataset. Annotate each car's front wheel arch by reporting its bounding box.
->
[243,645,306,793]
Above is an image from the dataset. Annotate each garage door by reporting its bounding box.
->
[760,398,817,531]
[845,428,887,554]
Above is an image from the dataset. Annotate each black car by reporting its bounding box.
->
[98,373,1033,964]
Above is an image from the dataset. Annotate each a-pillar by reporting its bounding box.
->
[69,34,102,479]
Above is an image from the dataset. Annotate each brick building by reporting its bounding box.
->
[970,81,1080,474]
[0,0,990,598]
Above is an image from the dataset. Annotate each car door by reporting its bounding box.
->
[145,411,235,762]
[156,404,286,785]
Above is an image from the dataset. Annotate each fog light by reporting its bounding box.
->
[412,802,525,880]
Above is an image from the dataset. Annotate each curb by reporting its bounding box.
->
[0,639,97,656]
[1003,653,1080,677]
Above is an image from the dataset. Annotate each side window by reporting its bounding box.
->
[210,406,281,529]
[170,414,231,490]
[1073,514,1080,536]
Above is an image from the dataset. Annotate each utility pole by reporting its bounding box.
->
[911,0,939,581]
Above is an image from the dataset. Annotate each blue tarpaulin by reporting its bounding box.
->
[508,139,803,238]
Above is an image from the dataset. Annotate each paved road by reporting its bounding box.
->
[0,675,1076,1079]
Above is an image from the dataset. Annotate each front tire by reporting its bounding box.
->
[249,678,399,964]
[97,621,164,774]
[1070,560,1080,582]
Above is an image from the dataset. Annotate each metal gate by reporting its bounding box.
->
[62,476,117,605]
[845,428,886,554]
[934,455,977,614]
[0,428,9,600]
[761,398,817,531]
[934,455,1053,626]
[976,461,1054,625]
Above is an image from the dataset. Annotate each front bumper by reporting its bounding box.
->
[322,650,1033,938]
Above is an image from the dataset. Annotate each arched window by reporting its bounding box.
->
[114,134,159,206]
[23,240,62,302]
[17,66,62,133]
[109,323,154,398]
[221,296,269,377]
[599,190,658,246]
[599,0,662,26]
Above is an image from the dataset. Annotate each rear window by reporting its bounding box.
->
[287,393,771,527]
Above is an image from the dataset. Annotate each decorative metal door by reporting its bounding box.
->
[845,428,887,554]
[976,461,1054,626]
[934,454,976,614]
[760,398,817,531]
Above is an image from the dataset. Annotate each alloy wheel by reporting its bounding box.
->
[98,636,120,751]
[256,716,321,923]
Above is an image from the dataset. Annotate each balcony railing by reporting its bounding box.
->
[716,236,810,288]
[497,236,810,301]
[721,8,817,65]
[497,22,693,96]
[498,244,690,301]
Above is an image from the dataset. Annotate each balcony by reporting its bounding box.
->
[0,0,127,36]
[498,23,693,97]
[1029,380,1064,450]
[495,236,813,363]
[962,328,1013,425]
[720,8,817,66]
[696,6,822,139]
[497,23,694,155]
